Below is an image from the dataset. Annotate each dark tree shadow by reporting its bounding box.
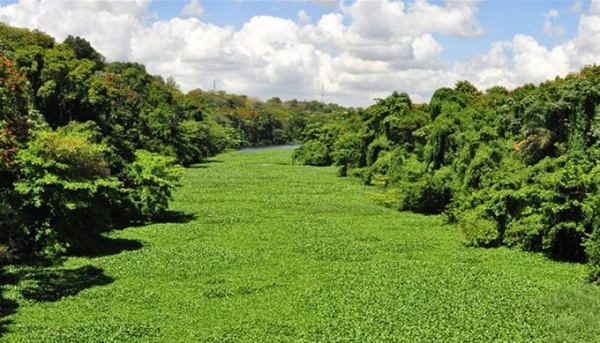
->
[0,268,19,337]
[0,240,129,335]
[189,159,224,168]
[0,297,17,337]
[204,159,224,164]
[19,265,113,302]
[153,210,197,224]
[70,236,145,258]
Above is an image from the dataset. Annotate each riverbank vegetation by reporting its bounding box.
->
[2,148,600,341]
[0,23,347,261]
[293,66,600,282]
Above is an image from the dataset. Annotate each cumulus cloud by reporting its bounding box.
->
[542,9,566,36]
[591,0,600,14]
[298,9,311,24]
[0,0,598,107]
[454,0,599,94]
[340,0,482,39]
[181,0,204,17]
[0,0,149,61]
[571,0,583,13]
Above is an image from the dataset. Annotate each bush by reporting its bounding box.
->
[364,150,391,185]
[366,136,390,166]
[503,213,544,251]
[125,149,183,221]
[422,166,455,213]
[332,132,365,176]
[14,123,121,257]
[459,207,500,247]
[292,140,331,166]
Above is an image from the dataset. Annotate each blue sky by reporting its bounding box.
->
[149,1,338,25]
[0,0,598,107]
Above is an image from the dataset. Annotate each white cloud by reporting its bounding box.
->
[510,34,570,82]
[340,0,482,39]
[542,9,565,36]
[181,0,204,17]
[453,34,573,92]
[0,0,149,61]
[571,0,583,13]
[412,33,442,64]
[0,0,598,108]
[453,1,599,94]
[298,9,311,24]
[561,9,600,69]
[312,0,337,7]
[591,0,600,15]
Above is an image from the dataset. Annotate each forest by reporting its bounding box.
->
[0,23,346,262]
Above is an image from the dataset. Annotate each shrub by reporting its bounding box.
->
[366,136,390,166]
[364,150,391,185]
[292,140,331,166]
[332,132,366,176]
[423,166,455,213]
[394,167,454,214]
[125,149,183,221]
[14,123,121,257]
[503,213,544,251]
[388,154,424,185]
[459,207,500,247]
[463,144,503,190]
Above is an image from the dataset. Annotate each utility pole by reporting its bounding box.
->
[320,83,324,103]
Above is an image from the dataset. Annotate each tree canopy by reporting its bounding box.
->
[0,23,339,261]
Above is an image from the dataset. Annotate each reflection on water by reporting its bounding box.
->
[239,144,301,152]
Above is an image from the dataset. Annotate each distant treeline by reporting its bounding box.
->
[0,23,349,261]
[293,66,600,283]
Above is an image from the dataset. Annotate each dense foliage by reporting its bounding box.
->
[294,66,600,283]
[186,90,349,147]
[0,23,338,261]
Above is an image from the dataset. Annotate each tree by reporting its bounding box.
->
[0,54,35,258]
[0,55,32,182]
[63,35,105,66]
[14,122,121,257]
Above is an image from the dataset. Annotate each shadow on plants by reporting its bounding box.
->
[19,265,113,302]
[71,236,144,258]
[153,210,197,224]
[0,268,19,338]
[546,229,587,263]
[189,159,224,168]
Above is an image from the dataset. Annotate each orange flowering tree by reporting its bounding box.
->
[0,54,31,175]
[0,54,32,259]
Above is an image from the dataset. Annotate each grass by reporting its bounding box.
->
[2,147,600,342]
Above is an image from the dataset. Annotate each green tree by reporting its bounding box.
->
[14,122,121,257]
[63,35,105,67]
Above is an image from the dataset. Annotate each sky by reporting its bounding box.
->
[0,0,599,108]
